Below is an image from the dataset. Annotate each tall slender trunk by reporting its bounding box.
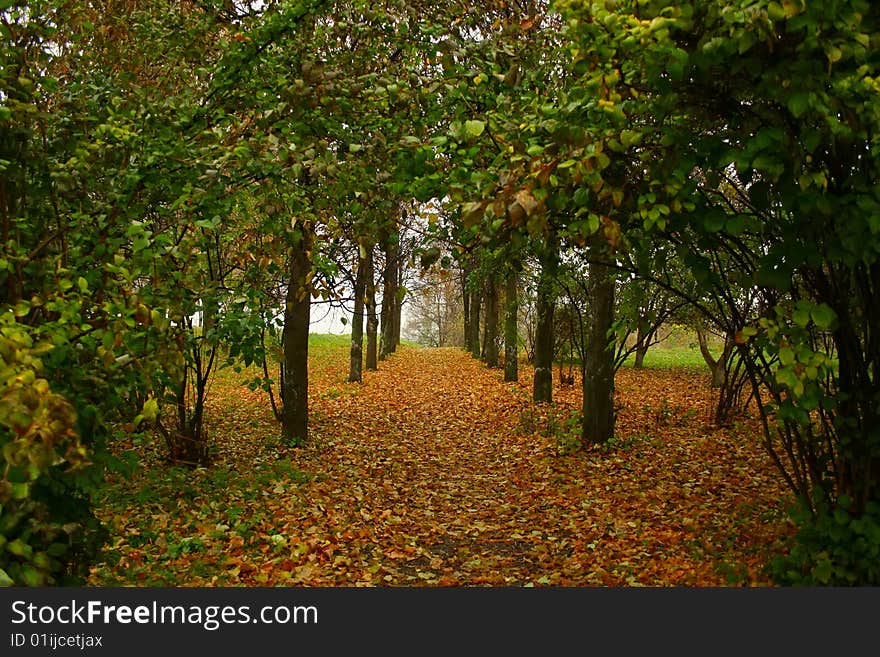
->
[365,246,378,371]
[533,243,556,403]
[282,225,312,446]
[469,284,482,360]
[582,258,616,445]
[462,267,472,352]
[504,268,519,382]
[379,234,398,360]
[393,258,403,350]
[435,289,444,347]
[348,247,366,383]
[482,276,499,367]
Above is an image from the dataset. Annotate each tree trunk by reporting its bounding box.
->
[504,268,519,382]
[633,323,649,369]
[365,246,378,371]
[468,284,482,360]
[282,225,312,446]
[348,246,366,383]
[462,267,471,353]
[697,328,730,388]
[482,276,499,367]
[582,258,616,445]
[379,234,398,360]
[435,288,444,347]
[393,258,403,350]
[533,244,556,403]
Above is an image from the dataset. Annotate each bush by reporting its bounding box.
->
[0,323,107,586]
[771,497,880,586]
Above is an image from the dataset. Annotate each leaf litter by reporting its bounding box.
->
[88,345,794,587]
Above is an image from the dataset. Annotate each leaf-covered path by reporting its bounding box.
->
[90,345,793,587]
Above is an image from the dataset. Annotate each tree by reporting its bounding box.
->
[348,242,368,383]
[481,275,500,367]
[554,0,880,583]
[0,0,247,582]
[532,239,557,403]
[503,266,520,382]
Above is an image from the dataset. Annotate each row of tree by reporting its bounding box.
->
[2,0,879,585]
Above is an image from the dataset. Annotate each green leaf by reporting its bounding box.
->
[703,210,725,233]
[621,130,642,148]
[46,542,68,557]
[792,307,810,328]
[778,347,795,367]
[813,559,833,584]
[767,2,786,21]
[810,304,836,330]
[11,482,29,499]
[463,120,485,139]
[0,568,13,587]
[787,93,811,118]
[6,538,33,558]
[20,565,43,587]
[13,300,30,317]
[141,398,159,422]
[825,45,842,64]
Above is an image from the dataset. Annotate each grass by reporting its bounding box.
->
[620,327,720,370]
[552,345,710,371]
[307,332,351,347]
[620,345,708,369]
[307,332,351,359]
[308,332,421,354]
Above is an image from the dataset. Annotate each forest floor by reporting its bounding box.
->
[88,342,795,587]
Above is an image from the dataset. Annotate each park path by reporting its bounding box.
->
[89,345,790,586]
[90,344,790,586]
[290,347,578,585]
[263,346,786,586]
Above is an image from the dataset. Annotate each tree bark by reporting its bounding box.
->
[348,246,366,383]
[365,246,378,371]
[468,284,482,360]
[482,276,499,367]
[697,328,731,388]
[504,268,519,382]
[393,257,403,350]
[633,323,649,369]
[462,267,472,353]
[504,268,519,381]
[582,258,616,445]
[282,225,312,446]
[379,233,398,360]
[533,244,556,403]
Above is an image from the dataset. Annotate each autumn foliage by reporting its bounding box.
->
[88,344,791,587]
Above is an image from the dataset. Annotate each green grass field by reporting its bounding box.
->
[314,328,710,371]
[619,345,708,369]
